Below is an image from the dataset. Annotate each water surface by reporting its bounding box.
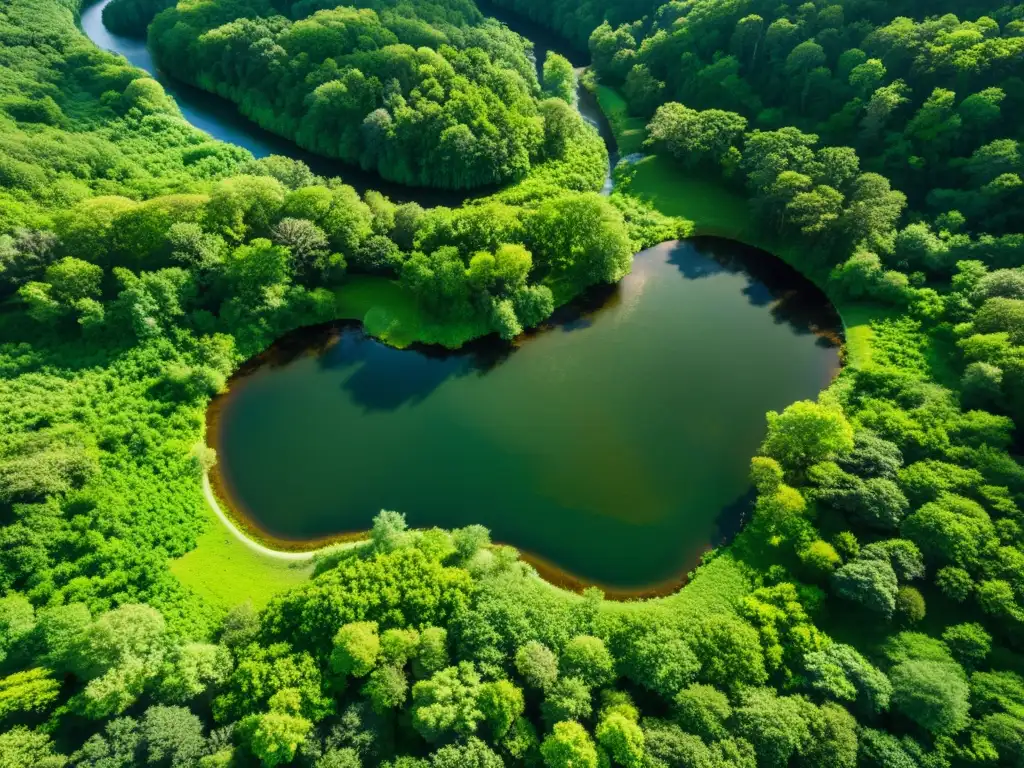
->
[210,239,841,591]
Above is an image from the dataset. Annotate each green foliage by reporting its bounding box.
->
[411,662,484,743]
[2,0,1024,763]
[540,720,598,768]
[890,659,971,735]
[331,622,381,679]
[762,401,855,475]
[514,641,559,691]
[560,635,615,689]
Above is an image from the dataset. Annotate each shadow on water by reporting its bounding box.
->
[229,236,842,414]
[711,487,757,548]
[669,237,843,347]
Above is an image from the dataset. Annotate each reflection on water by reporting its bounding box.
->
[210,239,841,591]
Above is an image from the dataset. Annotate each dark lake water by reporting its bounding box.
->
[209,239,841,591]
[78,0,614,203]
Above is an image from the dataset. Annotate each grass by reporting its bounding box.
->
[334,275,491,349]
[594,85,646,155]
[170,501,313,610]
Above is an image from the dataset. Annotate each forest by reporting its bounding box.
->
[145,0,558,190]
[0,0,1023,765]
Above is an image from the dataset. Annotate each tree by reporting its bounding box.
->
[451,525,491,563]
[799,540,842,578]
[646,104,747,169]
[0,595,34,668]
[541,675,592,726]
[690,615,767,691]
[831,558,899,617]
[674,684,731,741]
[156,643,233,704]
[761,401,854,474]
[331,622,381,679]
[430,738,503,768]
[0,668,60,719]
[141,705,207,767]
[205,175,286,242]
[540,721,598,768]
[478,679,524,739]
[0,726,67,768]
[733,688,812,768]
[244,711,312,768]
[935,566,974,603]
[596,712,645,768]
[543,53,576,104]
[941,623,991,668]
[413,628,449,680]
[525,193,632,287]
[616,622,699,698]
[890,660,970,735]
[46,257,103,303]
[902,493,997,570]
[799,703,858,768]
[362,666,408,713]
[803,644,891,715]
[894,586,926,625]
[560,636,615,689]
[515,641,559,692]
[370,510,411,553]
[411,663,483,743]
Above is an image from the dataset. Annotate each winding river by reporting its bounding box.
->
[81,2,843,592]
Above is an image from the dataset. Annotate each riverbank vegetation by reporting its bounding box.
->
[1,0,1023,765]
[145,0,566,190]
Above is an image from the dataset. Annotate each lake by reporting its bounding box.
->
[209,238,841,593]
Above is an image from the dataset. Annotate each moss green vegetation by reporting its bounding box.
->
[1,0,1023,765]
[169,505,314,610]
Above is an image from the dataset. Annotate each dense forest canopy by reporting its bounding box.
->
[1,0,1024,765]
[145,0,563,189]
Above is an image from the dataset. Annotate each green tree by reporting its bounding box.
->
[543,53,576,105]
[560,636,615,689]
[831,558,899,617]
[515,641,559,692]
[331,622,381,679]
[0,668,60,720]
[540,721,598,768]
[596,712,644,768]
[542,676,592,725]
[141,705,207,767]
[411,663,483,743]
[761,401,854,474]
[674,684,731,741]
[941,623,991,668]
[244,711,312,768]
[478,679,524,739]
[362,666,408,713]
[890,660,970,735]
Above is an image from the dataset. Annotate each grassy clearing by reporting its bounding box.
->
[656,552,753,619]
[334,275,490,349]
[594,85,646,155]
[170,501,313,610]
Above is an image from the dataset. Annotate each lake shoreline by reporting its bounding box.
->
[204,239,842,595]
